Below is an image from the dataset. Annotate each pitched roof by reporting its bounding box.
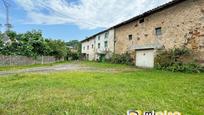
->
[81,0,187,43]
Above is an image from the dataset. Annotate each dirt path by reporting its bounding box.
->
[0,63,120,76]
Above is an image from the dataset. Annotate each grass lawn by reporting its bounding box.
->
[0,61,70,71]
[0,62,203,115]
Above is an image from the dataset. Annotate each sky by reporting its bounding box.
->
[0,0,171,42]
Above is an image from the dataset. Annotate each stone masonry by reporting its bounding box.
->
[114,0,204,63]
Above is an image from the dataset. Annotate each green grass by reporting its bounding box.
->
[0,63,203,115]
[80,61,133,68]
[0,61,70,71]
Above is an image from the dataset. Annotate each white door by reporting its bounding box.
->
[136,49,155,68]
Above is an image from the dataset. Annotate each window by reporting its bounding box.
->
[98,36,100,40]
[87,45,89,50]
[98,43,100,49]
[105,32,109,38]
[128,35,133,40]
[155,27,162,36]
[104,41,108,48]
[92,44,94,49]
[139,18,144,23]
[83,46,85,50]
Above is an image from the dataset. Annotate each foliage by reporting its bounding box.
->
[66,40,81,54]
[109,52,134,65]
[66,40,80,49]
[0,30,68,59]
[47,39,67,59]
[66,49,80,60]
[155,48,204,73]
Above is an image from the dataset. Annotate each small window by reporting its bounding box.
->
[92,44,94,49]
[128,35,133,40]
[98,36,100,40]
[105,32,109,38]
[83,46,85,50]
[155,27,162,36]
[98,43,100,49]
[87,45,89,50]
[139,18,144,23]
[104,41,108,48]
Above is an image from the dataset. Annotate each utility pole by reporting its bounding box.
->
[2,0,12,32]
[1,0,12,45]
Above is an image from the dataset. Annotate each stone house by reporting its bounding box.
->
[81,0,204,67]
[114,0,204,68]
[81,29,115,61]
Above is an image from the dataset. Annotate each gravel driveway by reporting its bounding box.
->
[0,63,120,76]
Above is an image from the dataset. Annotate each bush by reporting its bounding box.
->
[110,52,134,65]
[155,48,204,73]
[66,52,80,61]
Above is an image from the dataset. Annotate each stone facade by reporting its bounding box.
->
[114,0,204,63]
[81,29,115,61]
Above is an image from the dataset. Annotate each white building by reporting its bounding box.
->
[81,29,115,61]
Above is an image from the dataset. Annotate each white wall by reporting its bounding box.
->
[81,38,95,60]
[95,29,115,59]
[81,29,115,61]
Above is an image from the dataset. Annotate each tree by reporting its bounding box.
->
[47,39,67,59]
[66,40,81,57]
[0,30,68,59]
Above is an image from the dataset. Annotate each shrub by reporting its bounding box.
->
[66,52,80,61]
[155,48,204,73]
[110,52,134,65]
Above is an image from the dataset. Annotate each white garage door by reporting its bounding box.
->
[136,49,155,68]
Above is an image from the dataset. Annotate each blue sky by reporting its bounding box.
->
[0,0,170,42]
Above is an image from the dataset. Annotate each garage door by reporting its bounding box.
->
[136,49,155,68]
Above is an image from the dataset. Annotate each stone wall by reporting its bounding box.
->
[115,0,204,63]
[0,55,63,66]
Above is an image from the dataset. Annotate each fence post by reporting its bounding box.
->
[41,55,44,64]
[9,55,12,66]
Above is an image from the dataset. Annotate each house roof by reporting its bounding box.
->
[81,0,187,43]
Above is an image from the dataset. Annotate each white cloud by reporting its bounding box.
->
[15,0,171,29]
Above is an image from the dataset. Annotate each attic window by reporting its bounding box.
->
[105,32,109,38]
[139,18,144,23]
[155,27,162,36]
[98,36,100,40]
[128,35,133,40]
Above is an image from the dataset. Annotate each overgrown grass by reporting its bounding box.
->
[0,68,203,115]
[0,61,70,71]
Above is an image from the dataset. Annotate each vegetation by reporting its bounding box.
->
[108,52,134,65]
[65,40,81,61]
[0,62,203,115]
[155,48,204,73]
[66,40,81,52]
[0,30,68,59]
